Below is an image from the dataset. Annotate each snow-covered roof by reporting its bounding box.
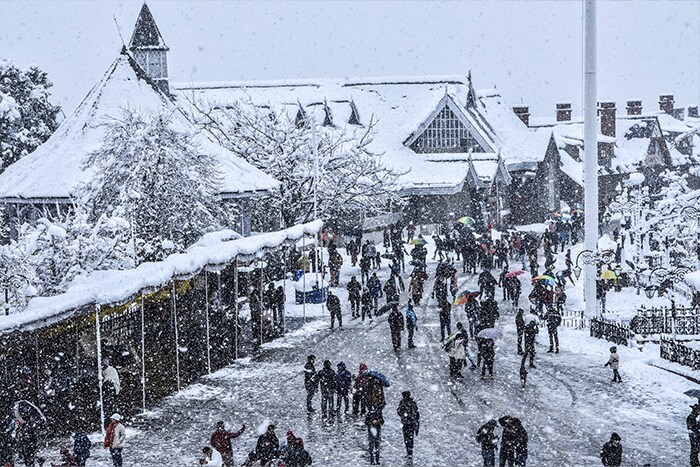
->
[174,75,539,195]
[0,51,278,203]
[0,219,323,335]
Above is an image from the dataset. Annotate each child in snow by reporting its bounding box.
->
[604,346,622,383]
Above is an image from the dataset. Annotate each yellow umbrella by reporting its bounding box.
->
[600,270,618,280]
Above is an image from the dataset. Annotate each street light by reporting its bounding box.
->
[0,271,29,316]
[573,248,616,280]
[642,266,691,299]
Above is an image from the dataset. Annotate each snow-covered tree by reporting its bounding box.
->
[83,109,226,261]
[190,99,402,231]
[0,60,61,171]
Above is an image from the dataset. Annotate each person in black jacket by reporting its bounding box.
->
[327,291,342,329]
[476,420,498,467]
[521,319,538,369]
[479,297,500,329]
[388,305,405,351]
[361,287,374,323]
[317,360,337,418]
[396,391,420,459]
[499,415,518,467]
[304,355,318,413]
[347,276,362,318]
[254,424,280,465]
[285,436,313,467]
[600,432,622,467]
[544,307,561,353]
[515,308,525,355]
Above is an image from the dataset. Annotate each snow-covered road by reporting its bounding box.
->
[71,246,694,466]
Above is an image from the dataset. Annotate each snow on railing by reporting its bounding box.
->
[0,220,323,334]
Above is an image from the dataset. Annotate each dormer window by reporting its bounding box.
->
[409,106,485,154]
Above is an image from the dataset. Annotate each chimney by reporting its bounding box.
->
[512,106,530,127]
[689,106,699,118]
[598,101,616,138]
[659,94,674,115]
[626,100,642,116]
[556,103,572,122]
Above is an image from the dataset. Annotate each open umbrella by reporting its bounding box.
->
[572,209,584,214]
[453,289,480,305]
[381,253,396,260]
[684,389,700,399]
[524,314,540,326]
[505,270,526,278]
[411,237,427,246]
[600,270,618,280]
[458,216,476,226]
[551,212,561,219]
[366,370,391,387]
[476,328,502,340]
[532,275,557,286]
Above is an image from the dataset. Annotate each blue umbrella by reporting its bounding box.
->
[366,370,391,387]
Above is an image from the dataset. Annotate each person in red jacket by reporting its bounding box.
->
[210,421,245,467]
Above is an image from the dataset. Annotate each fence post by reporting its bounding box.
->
[172,281,181,391]
[140,293,146,412]
[95,304,105,435]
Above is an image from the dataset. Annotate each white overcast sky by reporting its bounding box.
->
[1,1,699,120]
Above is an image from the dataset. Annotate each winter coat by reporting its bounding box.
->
[545,309,562,330]
[388,309,405,335]
[600,440,622,466]
[304,361,317,392]
[515,309,525,331]
[481,340,495,364]
[254,432,280,464]
[476,423,498,450]
[605,352,620,370]
[203,448,223,466]
[397,397,420,427]
[73,432,91,460]
[479,299,500,328]
[688,410,700,436]
[364,378,386,412]
[211,427,245,455]
[353,364,369,395]
[103,365,121,395]
[285,444,313,467]
[368,277,382,297]
[327,294,341,316]
[347,279,361,298]
[361,291,373,310]
[405,305,417,329]
[318,367,337,393]
[104,420,125,449]
[365,412,384,435]
[524,321,539,347]
[336,367,352,394]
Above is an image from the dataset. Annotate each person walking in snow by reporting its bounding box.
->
[478,269,497,299]
[360,254,372,284]
[476,420,499,467]
[600,432,622,467]
[521,318,538,369]
[388,304,405,351]
[544,307,561,353]
[480,339,496,379]
[687,403,700,466]
[336,362,352,415]
[318,360,337,419]
[465,295,481,339]
[304,355,318,413]
[365,411,384,465]
[499,416,528,467]
[368,273,382,313]
[479,296,500,329]
[361,286,374,323]
[604,346,622,383]
[347,238,359,267]
[397,391,420,459]
[383,277,399,307]
[210,421,246,467]
[103,413,126,467]
[405,301,418,349]
[352,363,369,417]
[438,299,452,342]
[515,308,525,355]
[327,290,342,329]
[348,276,362,318]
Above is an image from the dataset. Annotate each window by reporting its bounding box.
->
[410,105,485,153]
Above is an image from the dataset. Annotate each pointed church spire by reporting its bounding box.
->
[466,70,477,109]
[129,3,170,94]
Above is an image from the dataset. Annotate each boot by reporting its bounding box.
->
[547,347,553,353]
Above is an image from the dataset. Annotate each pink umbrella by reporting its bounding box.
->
[505,270,526,278]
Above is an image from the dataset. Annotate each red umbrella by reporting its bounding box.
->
[505,270,525,278]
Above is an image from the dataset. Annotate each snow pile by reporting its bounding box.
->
[0,220,323,334]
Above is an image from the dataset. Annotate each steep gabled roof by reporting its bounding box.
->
[0,50,278,202]
[128,3,168,50]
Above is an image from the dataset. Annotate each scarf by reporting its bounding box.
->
[103,420,118,448]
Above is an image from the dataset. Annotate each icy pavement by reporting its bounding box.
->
[51,247,696,466]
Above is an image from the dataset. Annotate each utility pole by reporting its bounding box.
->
[583,0,599,317]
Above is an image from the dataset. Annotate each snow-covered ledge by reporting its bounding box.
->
[0,220,323,334]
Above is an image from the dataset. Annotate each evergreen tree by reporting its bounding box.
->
[0,60,61,171]
[84,109,226,261]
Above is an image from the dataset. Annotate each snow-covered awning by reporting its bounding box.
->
[0,220,322,335]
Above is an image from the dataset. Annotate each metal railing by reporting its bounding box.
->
[660,337,700,370]
[590,317,631,346]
